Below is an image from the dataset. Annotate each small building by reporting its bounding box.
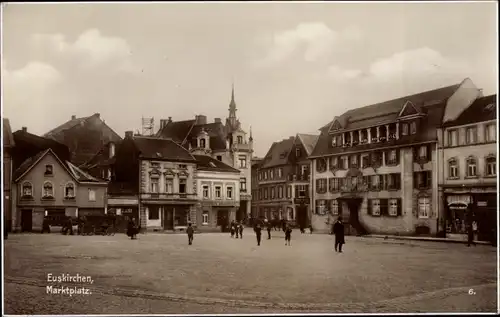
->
[254,133,318,227]
[3,118,15,233]
[438,94,497,242]
[11,148,108,232]
[193,154,241,231]
[110,131,198,231]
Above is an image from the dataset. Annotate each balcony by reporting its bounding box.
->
[294,197,310,205]
[287,173,310,182]
[340,183,368,193]
[141,193,198,201]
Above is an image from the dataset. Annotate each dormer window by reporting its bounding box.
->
[45,164,53,176]
[296,147,301,157]
[410,122,417,135]
[237,136,243,144]
[402,123,409,136]
[200,138,206,148]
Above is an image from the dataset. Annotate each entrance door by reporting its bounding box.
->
[163,206,173,230]
[217,209,229,226]
[296,204,308,228]
[346,199,367,235]
[21,209,33,232]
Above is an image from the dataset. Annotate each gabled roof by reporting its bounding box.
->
[193,155,240,173]
[132,136,196,162]
[443,94,497,127]
[44,115,92,137]
[261,137,296,169]
[398,101,422,117]
[187,122,227,151]
[326,83,461,133]
[13,148,106,183]
[297,133,319,156]
[3,118,15,148]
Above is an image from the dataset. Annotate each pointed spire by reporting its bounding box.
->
[249,125,253,142]
[228,81,237,116]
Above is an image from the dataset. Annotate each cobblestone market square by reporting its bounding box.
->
[4,232,498,314]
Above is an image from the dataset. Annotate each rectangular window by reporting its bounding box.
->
[486,157,496,176]
[165,178,173,194]
[387,150,397,165]
[150,177,159,193]
[216,155,222,161]
[418,197,430,218]
[258,172,262,181]
[278,186,283,199]
[240,178,247,192]
[45,164,53,176]
[410,122,417,134]
[287,185,292,198]
[270,169,274,179]
[330,157,339,169]
[202,185,209,198]
[264,188,268,199]
[341,156,348,169]
[238,155,247,168]
[215,186,222,198]
[466,158,477,177]
[331,200,339,216]
[278,168,283,178]
[316,178,327,194]
[350,155,358,167]
[202,211,209,225]
[418,146,427,159]
[371,175,381,190]
[227,187,233,199]
[88,189,96,201]
[316,200,326,215]
[389,199,398,216]
[179,178,187,194]
[148,206,160,220]
[402,123,409,136]
[387,173,401,190]
[414,171,432,189]
[271,187,275,199]
[449,160,458,178]
[301,164,308,175]
[448,130,458,147]
[486,123,496,142]
[362,155,370,169]
[371,199,381,216]
[296,147,301,157]
[329,178,340,192]
[466,127,477,144]
[297,185,307,198]
[287,207,294,220]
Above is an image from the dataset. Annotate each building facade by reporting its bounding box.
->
[438,94,497,242]
[156,86,253,223]
[309,78,484,236]
[193,155,241,231]
[3,118,15,232]
[254,134,318,227]
[11,148,107,232]
[250,157,263,221]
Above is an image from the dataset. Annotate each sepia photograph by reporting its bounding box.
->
[1,1,498,315]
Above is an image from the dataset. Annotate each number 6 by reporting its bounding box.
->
[468,289,475,295]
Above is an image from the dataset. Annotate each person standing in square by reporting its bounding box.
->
[333,216,345,252]
[187,223,194,245]
[285,225,292,246]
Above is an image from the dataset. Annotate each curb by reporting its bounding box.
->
[367,235,492,245]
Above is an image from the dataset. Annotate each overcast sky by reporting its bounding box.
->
[2,2,497,157]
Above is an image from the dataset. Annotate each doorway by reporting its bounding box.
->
[21,209,33,232]
[345,198,367,235]
[163,206,174,230]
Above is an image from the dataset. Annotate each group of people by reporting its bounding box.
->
[252,219,293,246]
[229,221,244,239]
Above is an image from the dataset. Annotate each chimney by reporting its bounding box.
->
[214,118,221,123]
[71,115,76,120]
[22,127,27,133]
[125,131,133,138]
[168,117,172,123]
[195,115,207,125]
[95,113,100,118]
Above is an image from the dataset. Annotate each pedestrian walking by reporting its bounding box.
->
[235,221,239,238]
[333,216,345,252]
[281,219,286,232]
[127,218,138,240]
[467,221,476,247]
[285,225,292,246]
[41,216,51,234]
[309,224,313,234]
[266,220,272,240]
[238,222,243,239]
[472,220,478,241]
[187,223,194,245]
[254,223,262,246]
[230,220,235,238]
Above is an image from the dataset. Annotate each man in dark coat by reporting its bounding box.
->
[254,223,262,246]
[230,220,235,238]
[41,216,51,234]
[187,223,194,245]
[127,218,138,240]
[238,222,243,239]
[266,220,272,239]
[333,216,345,252]
[281,219,287,232]
[285,225,292,246]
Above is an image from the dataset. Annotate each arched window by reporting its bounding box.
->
[64,182,75,198]
[22,182,33,197]
[448,158,459,179]
[42,181,54,198]
[466,156,477,177]
[237,136,243,144]
[485,155,496,177]
[200,138,206,148]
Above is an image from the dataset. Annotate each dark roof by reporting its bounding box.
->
[188,122,227,151]
[261,137,296,169]
[108,181,138,195]
[13,149,47,180]
[156,119,196,143]
[3,118,15,147]
[297,134,319,156]
[44,115,91,137]
[309,83,460,158]
[443,94,497,127]
[327,83,461,133]
[132,136,196,162]
[193,155,240,173]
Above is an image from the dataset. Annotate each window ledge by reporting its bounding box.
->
[202,223,209,226]
[41,196,55,201]
[388,188,400,191]
[386,162,399,167]
[447,177,460,180]
[484,175,496,178]
[465,176,479,179]
[64,196,76,200]
[21,195,34,200]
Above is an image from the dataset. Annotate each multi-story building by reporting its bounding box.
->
[44,113,122,166]
[11,148,108,232]
[156,86,253,223]
[193,154,241,231]
[309,78,484,236]
[250,157,263,221]
[254,134,318,226]
[438,94,497,243]
[109,132,198,231]
[3,118,15,233]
